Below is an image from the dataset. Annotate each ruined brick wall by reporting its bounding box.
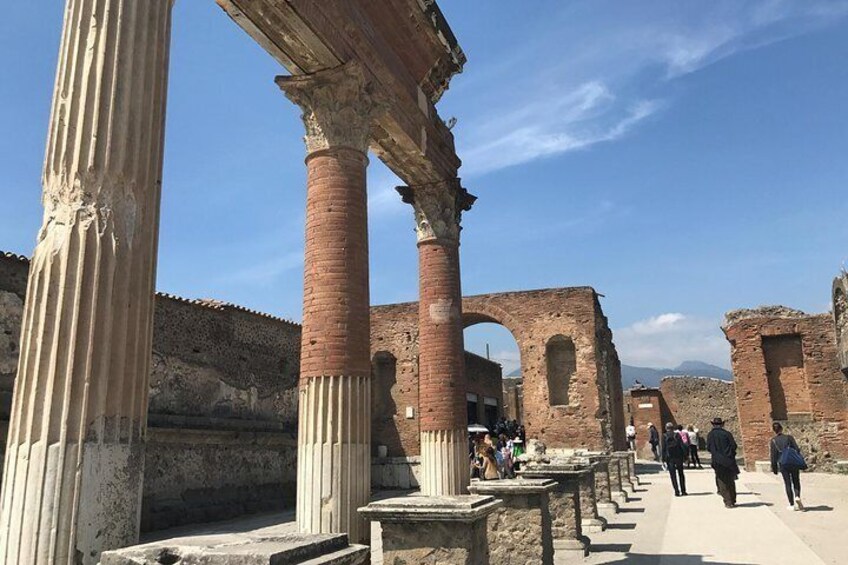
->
[660,376,740,452]
[465,351,504,427]
[0,251,302,531]
[503,377,524,422]
[724,306,848,471]
[626,388,665,459]
[371,287,623,454]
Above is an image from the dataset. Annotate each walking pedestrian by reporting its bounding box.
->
[626,421,637,452]
[686,425,703,469]
[676,424,691,466]
[706,417,739,508]
[661,422,688,496]
[475,446,500,480]
[648,423,660,462]
[770,422,807,511]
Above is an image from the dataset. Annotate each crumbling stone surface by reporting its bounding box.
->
[660,376,741,451]
[724,305,808,328]
[724,308,848,471]
[381,520,488,565]
[833,273,848,374]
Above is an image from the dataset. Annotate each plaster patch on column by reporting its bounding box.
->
[429,299,456,323]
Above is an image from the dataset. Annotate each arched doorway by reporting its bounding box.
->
[462,314,522,431]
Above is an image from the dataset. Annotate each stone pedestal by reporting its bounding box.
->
[397,180,475,496]
[519,465,591,558]
[613,452,636,492]
[607,455,629,505]
[585,454,618,518]
[276,61,378,543]
[617,450,639,486]
[360,495,502,565]
[468,478,556,565]
[0,1,174,562]
[101,532,369,564]
[556,458,607,533]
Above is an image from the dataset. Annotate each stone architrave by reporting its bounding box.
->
[519,464,591,558]
[468,478,557,565]
[0,1,174,563]
[359,495,502,565]
[396,180,476,495]
[276,61,380,544]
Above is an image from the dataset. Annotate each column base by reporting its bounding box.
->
[420,428,470,495]
[582,517,607,533]
[612,491,629,505]
[100,532,369,564]
[360,494,501,564]
[596,501,619,519]
[553,536,590,559]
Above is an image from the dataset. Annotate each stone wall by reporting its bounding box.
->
[724,306,848,471]
[0,252,301,531]
[660,376,740,451]
[465,351,504,428]
[371,287,626,455]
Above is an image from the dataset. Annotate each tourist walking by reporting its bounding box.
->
[476,446,500,480]
[770,422,807,511]
[706,417,739,508]
[686,425,703,469]
[661,422,688,496]
[648,423,660,462]
[676,424,691,466]
[626,421,637,452]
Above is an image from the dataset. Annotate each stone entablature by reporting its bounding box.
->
[724,305,848,471]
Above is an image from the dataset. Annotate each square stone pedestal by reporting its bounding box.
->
[468,478,557,565]
[576,452,618,519]
[614,451,638,490]
[607,455,629,506]
[359,494,502,565]
[100,531,369,564]
[553,458,607,534]
[519,464,591,559]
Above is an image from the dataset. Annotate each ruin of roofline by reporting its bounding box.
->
[660,375,733,383]
[155,292,300,327]
[0,250,30,263]
[372,286,599,308]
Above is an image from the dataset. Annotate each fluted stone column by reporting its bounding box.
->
[0,1,174,563]
[276,62,378,544]
[397,180,475,495]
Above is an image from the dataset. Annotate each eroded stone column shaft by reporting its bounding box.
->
[276,62,376,544]
[0,1,174,563]
[398,180,475,495]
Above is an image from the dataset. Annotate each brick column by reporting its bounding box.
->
[276,61,378,544]
[0,1,174,563]
[397,180,475,495]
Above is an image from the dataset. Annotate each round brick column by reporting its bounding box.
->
[398,181,476,495]
[277,62,377,543]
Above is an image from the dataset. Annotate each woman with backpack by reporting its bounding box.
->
[770,422,806,511]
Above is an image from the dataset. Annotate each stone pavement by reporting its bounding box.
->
[585,462,844,565]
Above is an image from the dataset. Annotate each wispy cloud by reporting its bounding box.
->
[614,313,730,369]
[450,0,848,177]
[217,250,303,286]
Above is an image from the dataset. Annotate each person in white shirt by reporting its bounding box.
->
[686,425,703,469]
[626,422,637,452]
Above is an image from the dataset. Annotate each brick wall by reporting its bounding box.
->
[371,287,625,454]
[724,306,848,471]
[465,351,504,428]
[626,388,665,459]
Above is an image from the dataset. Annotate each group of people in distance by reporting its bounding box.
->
[627,418,807,511]
[469,419,526,481]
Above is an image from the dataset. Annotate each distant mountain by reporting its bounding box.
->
[506,368,522,378]
[621,360,732,389]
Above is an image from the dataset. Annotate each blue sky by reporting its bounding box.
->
[2,1,848,374]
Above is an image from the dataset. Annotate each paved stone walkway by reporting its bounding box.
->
[586,462,846,565]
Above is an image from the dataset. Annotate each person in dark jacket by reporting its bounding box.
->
[648,423,660,462]
[661,422,688,496]
[706,417,739,508]
[770,422,804,511]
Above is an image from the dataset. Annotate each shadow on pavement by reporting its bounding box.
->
[605,522,637,530]
[594,553,756,565]
[618,507,645,513]
[734,501,772,508]
[802,505,834,512]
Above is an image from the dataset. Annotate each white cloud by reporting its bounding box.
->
[450,1,848,177]
[614,313,730,369]
[217,250,303,286]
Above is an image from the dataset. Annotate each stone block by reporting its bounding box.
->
[100,532,369,564]
[754,460,771,473]
[359,494,502,565]
[469,478,557,565]
[519,464,590,558]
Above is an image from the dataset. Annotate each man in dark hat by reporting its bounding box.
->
[706,417,739,508]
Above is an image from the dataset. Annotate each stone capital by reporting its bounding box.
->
[396,179,476,243]
[276,61,381,155]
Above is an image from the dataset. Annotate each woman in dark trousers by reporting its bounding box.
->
[661,422,687,496]
[770,422,804,511]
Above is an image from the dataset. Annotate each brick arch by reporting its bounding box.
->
[461,300,524,341]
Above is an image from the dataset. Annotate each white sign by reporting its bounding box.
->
[638,403,654,409]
